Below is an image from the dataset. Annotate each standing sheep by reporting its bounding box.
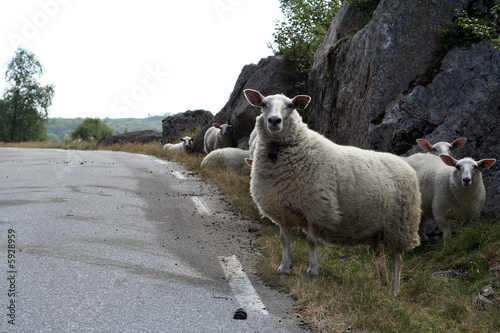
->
[244,89,421,297]
[416,138,466,156]
[163,136,193,153]
[203,123,233,154]
[201,147,251,175]
[405,153,496,244]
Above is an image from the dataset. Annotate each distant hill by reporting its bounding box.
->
[48,115,168,141]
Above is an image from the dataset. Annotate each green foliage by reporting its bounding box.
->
[270,0,342,83]
[69,118,115,142]
[457,4,500,50]
[438,4,500,53]
[48,115,166,141]
[0,47,54,142]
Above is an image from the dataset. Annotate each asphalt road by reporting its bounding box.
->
[0,147,307,333]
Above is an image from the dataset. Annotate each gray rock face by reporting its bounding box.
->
[309,0,500,215]
[192,56,306,153]
[97,130,162,145]
[161,110,213,144]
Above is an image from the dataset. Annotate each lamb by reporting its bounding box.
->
[200,147,251,175]
[244,89,421,297]
[416,138,466,156]
[163,136,193,153]
[405,153,496,244]
[203,123,233,154]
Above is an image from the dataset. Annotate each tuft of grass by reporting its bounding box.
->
[3,140,500,332]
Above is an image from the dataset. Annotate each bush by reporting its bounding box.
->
[70,118,114,142]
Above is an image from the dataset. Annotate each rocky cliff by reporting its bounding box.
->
[192,56,305,153]
[309,0,499,215]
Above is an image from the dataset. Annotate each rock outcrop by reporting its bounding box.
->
[97,130,162,145]
[309,0,499,215]
[162,110,213,144]
[192,56,306,153]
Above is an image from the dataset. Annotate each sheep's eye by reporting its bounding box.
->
[432,148,437,152]
[455,165,461,170]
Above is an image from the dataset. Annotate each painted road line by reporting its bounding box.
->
[219,255,269,315]
[191,196,210,215]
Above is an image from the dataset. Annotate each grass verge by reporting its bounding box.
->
[2,141,500,332]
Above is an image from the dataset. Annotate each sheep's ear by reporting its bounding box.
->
[477,159,496,169]
[416,139,433,152]
[450,138,467,150]
[213,123,220,128]
[245,158,253,167]
[244,89,265,107]
[292,95,311,110]
[440,154,457,167]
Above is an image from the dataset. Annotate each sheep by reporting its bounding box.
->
[163,136,193,153]
[416,138,466,156]
[200,147,251,175]
[405,153,496,244]
[244,89,421,297]
[203,123,233,154]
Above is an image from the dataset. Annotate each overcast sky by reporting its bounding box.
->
[0,0,283,119]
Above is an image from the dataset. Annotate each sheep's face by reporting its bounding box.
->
[181,137,193,150]
[417,138,466,156]
[440,155,496,187]
[243,89,311,134]
[220,124,232,136]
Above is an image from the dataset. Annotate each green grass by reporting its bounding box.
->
[2,140,500,332]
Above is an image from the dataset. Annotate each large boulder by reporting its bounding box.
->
[309,0,500,215]
[97,130,162,145]
[192,56,307,153]
[162,110,213,144]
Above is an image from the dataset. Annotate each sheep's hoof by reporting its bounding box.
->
[307,267,320,276]
[277,265,291,275]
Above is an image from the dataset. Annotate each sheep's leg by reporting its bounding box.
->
[278,225,292,274]
[390,250,403,297]
[371,242,389,288]
[435,214,452,248]
[418,218,429,243]
[307,224,321,276]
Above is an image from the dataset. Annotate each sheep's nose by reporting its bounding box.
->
[268,115,282,126]
[462,178,471,186]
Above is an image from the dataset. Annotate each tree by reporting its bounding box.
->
[269,0,341,82]
[70,118,115,142]
[0,47,54,142]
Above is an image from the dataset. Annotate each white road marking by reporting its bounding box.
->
[219,255,269,315]
[191,196,211,215]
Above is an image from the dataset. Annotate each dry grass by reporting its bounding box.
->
[3,140,500,332]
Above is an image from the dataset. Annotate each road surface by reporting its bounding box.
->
[0,147,307,333]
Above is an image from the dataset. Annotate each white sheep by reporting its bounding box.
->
[200,147,251,175]
[416,138,466,156]
[203,123,233,154]
[405,153,496,244]
[244,89,421,297]
[163,136,193,153]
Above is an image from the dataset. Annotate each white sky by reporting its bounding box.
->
[0,0,283,118]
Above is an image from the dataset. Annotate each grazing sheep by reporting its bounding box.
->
[416,138,466,156]
[163,136,193,153]
[204,123,233,154]
[201,147,251,175]
[244,89,421,297]
[405,153,496,244]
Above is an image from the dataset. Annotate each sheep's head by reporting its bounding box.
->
[417,138,467,156]
[214,123,233,136]
[181,136,193,151]
[244,89,311,133]
[440,155,496,187]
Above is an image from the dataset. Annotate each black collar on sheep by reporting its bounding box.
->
[268,142,281,162]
